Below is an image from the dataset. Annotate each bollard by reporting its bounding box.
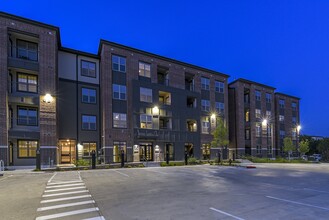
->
[36,148,41,170]
[121,150,125,168]
[185,151,188,165]
[0,160,4,176]
[233,152,235,161]
[91,150,96,169]
[218,150,221,165]
[166,150,169,165]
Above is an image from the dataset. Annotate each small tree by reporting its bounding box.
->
[317,138,329,161]
[283,137,294,160]
[211,117,229,161]
[299,140,310,156]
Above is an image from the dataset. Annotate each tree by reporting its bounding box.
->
[211,117,229,161]
[283,137,294,160]
[299,140,310,156]
[317,138,329,161]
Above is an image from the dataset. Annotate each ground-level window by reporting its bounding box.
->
[82,142,96,157]
[113,141,127,162]
[18,140,38,158]
[202,144,210,160]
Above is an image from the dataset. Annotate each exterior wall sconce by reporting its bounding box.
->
[152,106,159,115]
[43,93,53,103]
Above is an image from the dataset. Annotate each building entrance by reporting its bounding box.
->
[139,143,153,161]
[58,140,76,164]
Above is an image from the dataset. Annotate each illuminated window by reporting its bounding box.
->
[113,113,127,128]
[82,142,96,157]
[140,114,152,129]
[18,140,37,158]
[139,62,151,78]
[17,73,37,93]
[255,109,261,119]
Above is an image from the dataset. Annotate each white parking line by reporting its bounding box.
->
[304,188,329,194]
[47,180,83,185]
[113,170,129,177]
[266,196,329,211]
[41,195,92,203]
[46,183,85,189]
[83,216,106,220]
[146,169,168,174]
[37,200,95,211]
[0,175,13,182]
[35,207,99,220]
[210,207,245,220]
[42,190,89,197]
[44,186,86,193]
[47,172,57,183]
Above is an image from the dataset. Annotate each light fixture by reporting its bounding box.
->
[152,106,159,115]
[43,93,53,103]
[211,113,216,119]
[262,119,268,126]
[297,125,301,132]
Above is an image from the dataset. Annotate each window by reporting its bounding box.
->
[292,117,297,124]
[140,87,152,103]
[279,115,284,122]
[113,113,127,128]
[255,109,261,119]
[292,102,297,111]
[280,130,285,139]
[82,115,96,130]
[215,81,224,93]
[245,110,250,122]
[17,73,37,93]
[266,93,271,103]
[215,102,224,115]
[202,144,210,160]
[140,114,153,129]
[82,142,96,157]
[113,84,126,100]
[139,62,151,78]
[113,141,127,162]
[17,107,37,126]
[17,40,38,61]
[292,130,297,140]
[187,120,197,132]
[256,146,262,154]
[201,99,210,112]
[81,60,96,78]
[159,91,171,105]
[245,129,250,140]
[201,117,210,134]
[112,55,126,72]
[201,77,210,90]
[256,123,261,137]
[18,140,37,158]
[255,90,261,101]
[244,93,250,104]
[266,111,271,117]
[82,88,96,103]
[279,99,285,108]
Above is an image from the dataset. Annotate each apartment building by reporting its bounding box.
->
[228,79,300,157]
[274,93,300,155]
[0,12,300,166]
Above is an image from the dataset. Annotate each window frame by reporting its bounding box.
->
[279,99,285,108]
[201,117,210,134]
[215,80,224,93]
[17,72,38,93]
[81,115,97,131]
[82,142,97,157]
[112,55,126,72]
[139,61,151,78]
[201,99,210,112]
[17,106,38,126]
[113,113,127,128]
[266,93,272,103]
[113,84,127,100]
[255,109,261,119]
[81,60,97,78]
[140,114,153,129]
[17,140,38,158]
[215,102,225,115]
[140,87,153,103]
[81,87,97,104]
[255,90,261,101]
[201,77,210,90]
[16,39,38,61]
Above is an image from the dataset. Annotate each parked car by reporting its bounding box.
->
[301,155,308,161]
[313,154,322,161]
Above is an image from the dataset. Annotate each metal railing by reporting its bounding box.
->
[0,160,4,176]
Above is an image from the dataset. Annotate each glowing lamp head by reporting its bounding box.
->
[43,93,53,103]
[152,106,159,115]
[297,125,301,132]
[262,119,268,126]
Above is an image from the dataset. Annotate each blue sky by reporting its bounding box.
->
[1,0,329,136]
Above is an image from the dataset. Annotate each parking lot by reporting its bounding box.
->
[1,163,329,219]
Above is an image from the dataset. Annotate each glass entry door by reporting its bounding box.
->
[59,140,76,164]
[139,143,153,161]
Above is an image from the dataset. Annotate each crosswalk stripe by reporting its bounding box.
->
[47,180,83,185]
[37,200,95,211]
[44,186,86,193]
[35,207,99,220]
[46,183,85,189]
[41,195,92,203]
[42,190,89,197]
[83,216,106,220]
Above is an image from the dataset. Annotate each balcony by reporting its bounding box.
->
[135,129,159,139]
[159,91,171,105]
[8,46,39,72]
[185,73,195,91]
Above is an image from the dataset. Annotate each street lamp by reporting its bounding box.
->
[262,119,270,157]
[296,125,301,156]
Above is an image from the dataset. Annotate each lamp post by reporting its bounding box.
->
[296,125,301,156]
[262,119,270,158]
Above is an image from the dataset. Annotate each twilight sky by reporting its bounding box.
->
[1,0,329,136]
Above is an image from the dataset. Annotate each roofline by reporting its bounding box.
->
[0,11,61,47]
[60,47,99,59]
[229,78,276,90]
[98,39,230,78]
[275,92,300,100]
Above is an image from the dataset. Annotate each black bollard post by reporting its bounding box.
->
[91,150,96,169]
[233,152,235,161]
[218,150,221,165]
[166,150,169,165]
[185,151,188,165]
[36,148,41,170]
[121,150,124,168]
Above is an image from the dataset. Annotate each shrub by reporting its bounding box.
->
[75,159,90,167]
[188,157,199,165]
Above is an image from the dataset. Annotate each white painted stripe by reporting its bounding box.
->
[44,186,85,193]
[37,200,95,211]
[39,146,57,149]
[83,216,106,220]
[0,175,13,181]
[266,196,329,211]
[46,183,85,188]
[0,146,8,148]
[41,195,92,203]
[78,171,82,181]
[47,172,57,183]
[42,190,89,197]
[47,180,83,185]
[146,169,168,174]
[35,207,99,220]
[304,188,329,194]
[113,170,129,177]
[210,207,245,220]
